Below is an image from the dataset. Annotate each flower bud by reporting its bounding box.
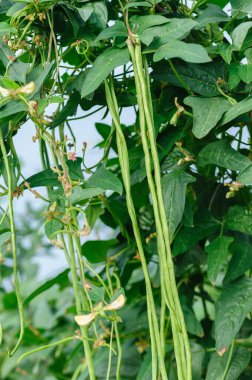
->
[74,312,97,327]
[0,86,11,97]
[19,81,35,95]
[103,294,126,311]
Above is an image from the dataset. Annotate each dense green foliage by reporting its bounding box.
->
[0,0,252,379]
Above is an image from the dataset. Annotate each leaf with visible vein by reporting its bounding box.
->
[184,97,230,138]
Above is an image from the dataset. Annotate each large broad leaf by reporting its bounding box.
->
[130,14,170,35]
[0,21,17,35]
[0,42,30,83]
[22,158,83,188]
[162,170,195,240]
[215,276,252,354]
[206,347,250,380]
[173,222,218,256]
[141,18,197,46]
[232,21,252,50]
[184,97,230,138]
[136,351,152,380]
[68,186,104,204]
[196,4,229,29]
[86,166,123,194]
[206,236,233,285]
[224,239,252,283]
[237,164,252,185]
[238,63,252,83]
[24,269,70,305]
[198,140,251,171]
[181,302,204,337]
[221,98,252,125]
[206,351,229,380]
[152,61,225,97]
[225,347,251,380]
[153,41,211,63]
[230,0,252,13]
[26,62,53,96]
[191,343,205,380]
[96,21,127,41]
[81,239,118,263]
[225,206,252,235]
[78,2,108,29]
[81,48,129,98]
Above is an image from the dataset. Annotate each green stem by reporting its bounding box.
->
[0,128,25,357]
[18,336,77,363]
[221,339,235,380]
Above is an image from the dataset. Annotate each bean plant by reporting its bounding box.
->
[0,0,252,379]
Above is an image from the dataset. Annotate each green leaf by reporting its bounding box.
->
[45,218,62,239]
[22,159,83,188]
[182,302,204,337]
[68,186,104,204]
[88,284,105,303]
[238,64,252,83]
[173,222,218,256]
[225,206,252,235]
[26,62,53,96]
[232,21,252,50]
[206,236,234,285]
[81,48,130,98]
[77,3,93,22]
[22,169,58,188]
[153,40,211,63]
[78,2,108,29]
[50,92,80,129]
[23,269,70,305]
[191,343,205,380]
[184,97,230,138]
[137,351,152,380]
[206,351,229,380]
[221,98,252,125]
[0,42,30,83]
[130,15,170,35]
[152,61,225,97]
[219,44,232,64]
[86,166,123,194]
[198,140,251,171]
[82,239,118,263]
[225,347,251,380]
[124,1,152,10]
[215,276,252,353]
[230,0,252,14]
[0,22,17,35]
[237,164,252,185]
[228,64,240,89]
[196,4,229,28]
[162,170,195,240]
[224,239,252,283]
[85,205,104,230]
[96,21,127,41]
[141,18,197,46]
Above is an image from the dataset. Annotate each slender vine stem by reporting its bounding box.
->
[0,128,25,357]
